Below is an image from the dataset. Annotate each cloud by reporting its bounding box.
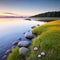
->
[3,12,17,16]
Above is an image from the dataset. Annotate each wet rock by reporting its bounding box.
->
[18,37,22,41]
[5,49,12,55]
[31,26,36,29]
[19,47,29,55]
[23,32,26,34]
[28,30,30,32]
[18,41,31,47]
[12,41,18,46]
[24,32,35,39]
[2,55,7,60]
[37,24,40,26]
[12,45,16,49]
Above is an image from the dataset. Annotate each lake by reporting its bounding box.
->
[0,18,45,59]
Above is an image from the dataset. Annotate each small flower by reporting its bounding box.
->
[41,52,45,56]
[34,47,38,51]
[38,54,41,58]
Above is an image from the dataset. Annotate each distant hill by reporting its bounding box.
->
[31,11,60,17]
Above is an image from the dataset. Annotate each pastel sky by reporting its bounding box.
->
[0,0,60,16]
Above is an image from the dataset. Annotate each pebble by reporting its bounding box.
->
[41,52,45,56]
[38,54,41,58]
[34,47,38,51]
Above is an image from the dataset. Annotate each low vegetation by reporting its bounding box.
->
[7,20,60,60]
[7,47,20,60]
[30,20,60,60]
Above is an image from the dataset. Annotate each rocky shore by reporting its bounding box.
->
[2,24,40,60]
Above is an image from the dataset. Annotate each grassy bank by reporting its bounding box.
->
[7,47,20,60]
[7,20,60,60]
[30,20,60,60]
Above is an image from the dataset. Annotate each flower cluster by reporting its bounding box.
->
[34,47,46,58]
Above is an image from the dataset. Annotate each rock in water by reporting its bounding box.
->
[2,55,7,60]
[24,32,35,39]
[5,49,12,55]
[18,41,31,47]
[12,41,18,46]
[19,47,29,55]
[31,26,36,29]
[18,37,22,41]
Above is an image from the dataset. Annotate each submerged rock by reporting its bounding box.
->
[18,41,31,47]
[5,49,12,55]
[31,26,36,29]
[24,32,35,39]
[12,45,16,49]
[37,24,40,26]
[18,37,22,41]
[19,47,29,55]
[23,32,26,34]
[12,41,18,46]
[28,30,30,32]
[2,55,7,60]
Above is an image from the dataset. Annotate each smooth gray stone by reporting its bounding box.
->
[5,49,12,55]
[12,41,18,46]
[2,55,7,60]
[24,32,34,39]
[19,47,29,55]
[18,41,31,47]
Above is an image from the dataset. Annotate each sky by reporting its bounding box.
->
[0,0,60,16]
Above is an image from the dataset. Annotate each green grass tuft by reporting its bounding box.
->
[7,47,20,60]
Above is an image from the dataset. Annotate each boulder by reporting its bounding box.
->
[24,32,35,39]
[19,47,29,55]
[18,41,31,47]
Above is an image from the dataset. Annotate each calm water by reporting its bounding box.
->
[0,18,45,59]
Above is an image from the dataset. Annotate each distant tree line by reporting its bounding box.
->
[31,11,60,17]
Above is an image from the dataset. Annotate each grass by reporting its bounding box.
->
[7,20,60,60]
[7,47,21,60]
[30,20,60,60]
[32,20,60,35]
[7,46,30,60]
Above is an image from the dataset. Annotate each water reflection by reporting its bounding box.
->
[0,18,45,59]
